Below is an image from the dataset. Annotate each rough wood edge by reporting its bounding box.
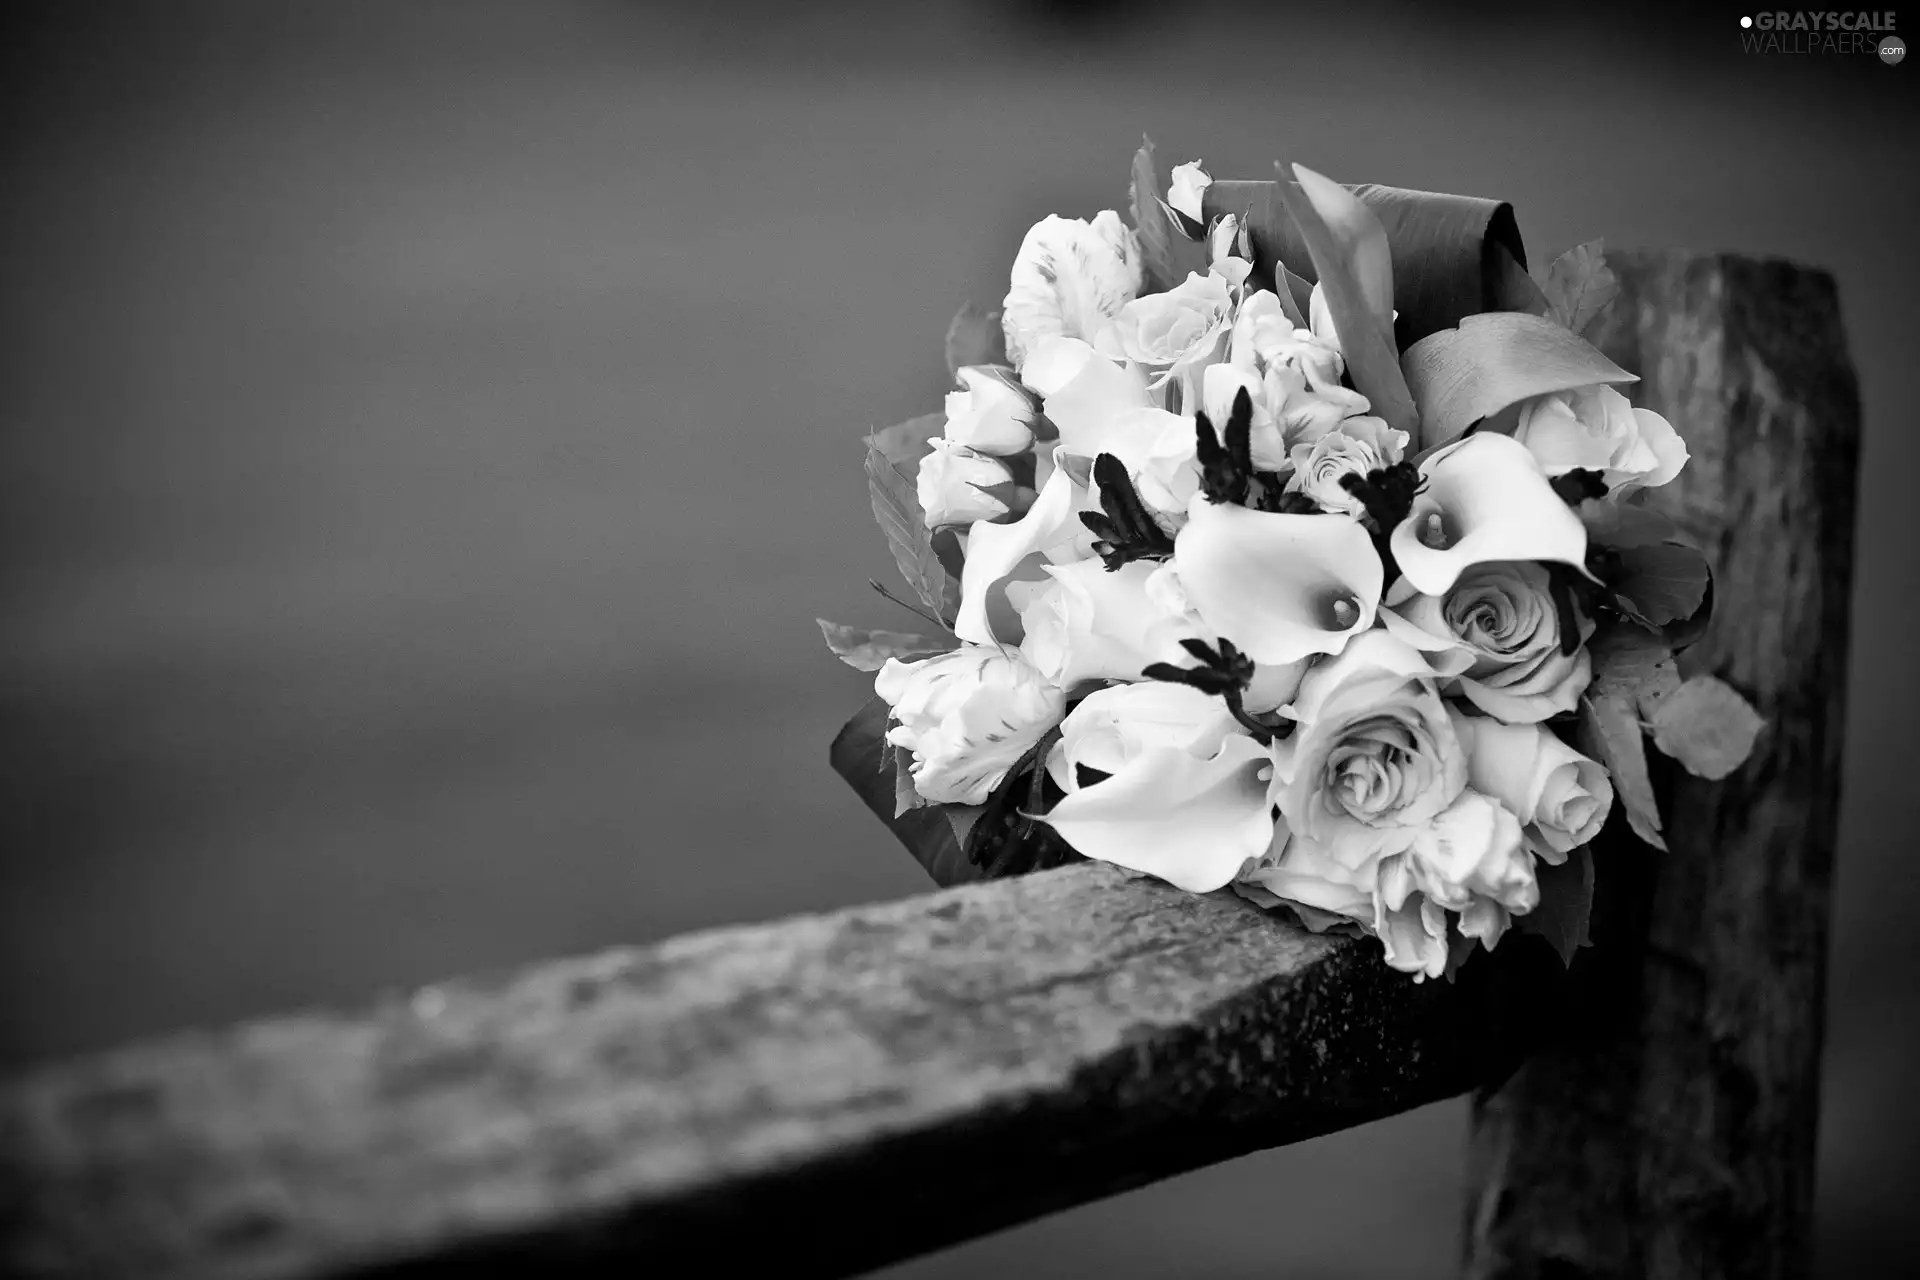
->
[0,860,1555,1280]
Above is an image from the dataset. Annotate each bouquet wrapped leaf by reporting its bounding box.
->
[820,142,1762,981]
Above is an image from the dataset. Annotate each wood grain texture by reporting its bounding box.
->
[1462,252,1860,1278]
[0,860,1550,1280]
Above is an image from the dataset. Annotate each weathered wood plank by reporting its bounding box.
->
[1462,252,1860,1278]
[0,860,1548,1280]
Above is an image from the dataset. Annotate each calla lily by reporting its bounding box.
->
[1016,558,1200,687]
[1042,348,1155,459]
[1042,683,1276,894]
[1173,497,1384,666]
[956,446,1084,646]
[1389,432,1591,597]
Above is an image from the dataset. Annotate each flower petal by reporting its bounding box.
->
[1042,734,1275,893]
[1174,499,1383,665]
[1390,432,1591,596]
[956,446,1082,645]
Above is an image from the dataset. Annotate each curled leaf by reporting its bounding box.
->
[1277,163,1418,438]
[1401,312,1637,448]
[1649,676,1766,780]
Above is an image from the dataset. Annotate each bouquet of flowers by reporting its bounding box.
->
[820,143,1763,980]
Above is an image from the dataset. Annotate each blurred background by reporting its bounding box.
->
[2,1,1915,1275]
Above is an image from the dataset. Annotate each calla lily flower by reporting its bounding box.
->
[1172,497,1384,666]
[1389,432,1592,597]
[956,446,1084,646]
[1041,683,1276,893]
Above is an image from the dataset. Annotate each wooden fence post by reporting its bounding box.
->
[1462,253,1861,1278]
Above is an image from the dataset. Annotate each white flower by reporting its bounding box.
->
[955,446,1087,646]
[1002,212,1142,374]
[874,646,1065,805]
[1286,416,1409,516]
[1380,562,1593,723]
[1167,159,1211,224]
[1172,496,1383,666]
[1041,682,1276,893]
[1512,385,1688,496]
[1141,559,1307,714]
[1389,432,1592,597]
[943,366,1034,456]
[1263,631,1536,977]
[1207,213,1251,289]
[1227,288,1371,460]
[917,439,1013,529]
[1455,713,1613,859]
[1015,558,1199,688]
[1095,269,1235,403]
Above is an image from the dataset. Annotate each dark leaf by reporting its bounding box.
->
[1648,676,1766,781]
[1203,176,1529,349]
[830,697,981,886]
[1543,239,1620,336]
[1608,540,1710,630]
[1576,694,1666,852]
[816,619,956,672]
[945,302,1008,375]
[1492,242,1551,316]
[1518,845,1595,966]
[866,435,961,624]
[1442,920,1481,983]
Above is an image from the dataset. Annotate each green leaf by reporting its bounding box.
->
[1576,693,1667,852]
[946,804,986,850]
[1608,541,1711,631]
[945,302,1008,375]
[1519,845,1594,966]
[1589,623,1682,717]
[1648,676,1766,781]
[1543,239,1620,336]
[1276,163,1418,439]
[1129,137,1185,295]
[866,435,961,625]
[830,696,982,886]
[1202,177,1529,349]
[815,619,956,672]
[866,412,946,484]
[1400,312,1638,448]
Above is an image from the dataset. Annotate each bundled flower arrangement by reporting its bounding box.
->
[820,143,1764,980]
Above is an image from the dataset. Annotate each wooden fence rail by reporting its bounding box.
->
[0,251,1858,1280]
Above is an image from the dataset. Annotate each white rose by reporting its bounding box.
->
[1266,631,1534,977]
[1167,159,1211,224]
[1207,213,1251,290]
[917,439,1013,529]
[1040,682,1277,893]
[1512,385,1689,496]
[874,646,1065,805]
[1095,269,1234,397]
[1286,415,1409,516]
[1381,561,1593,723]
[1455,713,1614,858]
[1002,212,1143,374]
[1226,288,1371,455]
[944,366,1034,455]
